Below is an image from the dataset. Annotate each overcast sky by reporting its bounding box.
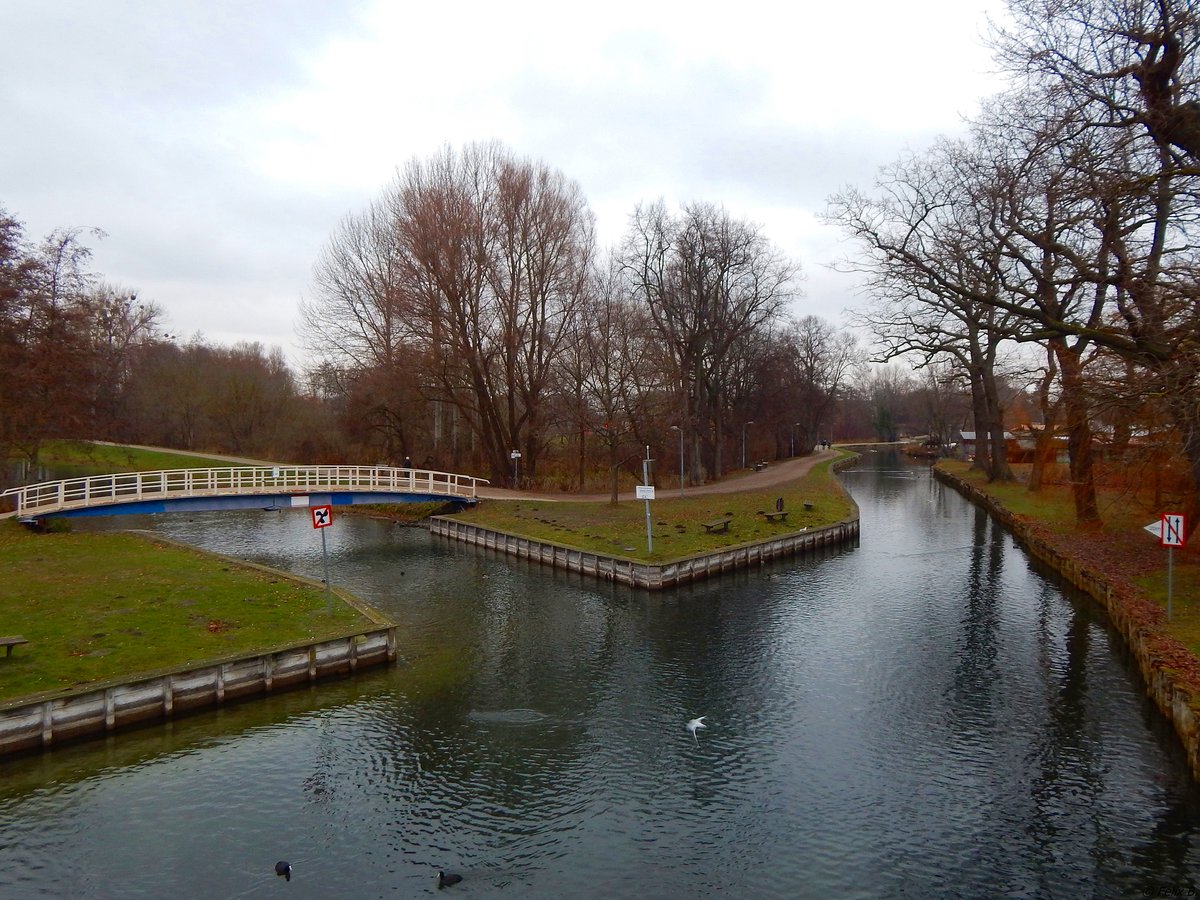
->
[3,0,1011,366]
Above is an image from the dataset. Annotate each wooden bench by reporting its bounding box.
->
[0,636,28,657]
[803,502,814,511]
[757,510,788,523]
[701,517,732,533]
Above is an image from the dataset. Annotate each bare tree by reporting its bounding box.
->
[556,259,663,500]
[827,139,1024,482]
[994,0,1200,162]
[777,315,859,454]
[988,0,1200,527]
[621,200,798,478]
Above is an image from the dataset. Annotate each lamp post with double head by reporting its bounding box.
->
[742,421,754,469]
[670,425,685,496]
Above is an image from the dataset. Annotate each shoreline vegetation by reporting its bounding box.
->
[400,454,855,563]
[934,459,1200,778]
[0,522,374,704]
[936,460,1200,677]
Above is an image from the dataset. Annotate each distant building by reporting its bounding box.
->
[956,430,1018,461]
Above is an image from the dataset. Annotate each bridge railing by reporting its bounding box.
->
[0,466,489,519]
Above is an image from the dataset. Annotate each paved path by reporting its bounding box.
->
[90,441,280,468]
[477,449,841,503]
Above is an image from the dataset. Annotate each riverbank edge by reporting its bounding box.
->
[0,534,399,757]
[427,456,861,590]
[934,466,1200,780]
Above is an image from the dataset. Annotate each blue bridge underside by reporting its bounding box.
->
[32,491,477,520]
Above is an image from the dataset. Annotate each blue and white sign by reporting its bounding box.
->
[1145,513,1186,547]
[1162,513,1186,548]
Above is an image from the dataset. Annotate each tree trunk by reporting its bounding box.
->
[1028,351,1059,493]
[1165,372,1200,538]
[967,368,991,475]
[1053,341,1100,527]
[608,440,620,505]
[981,363,1014,482]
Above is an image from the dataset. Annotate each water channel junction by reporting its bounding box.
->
[1,454,1198,897]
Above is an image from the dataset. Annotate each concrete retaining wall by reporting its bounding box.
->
[0,628,396,756]
[428,517,859,590]
[934,467,1200,781]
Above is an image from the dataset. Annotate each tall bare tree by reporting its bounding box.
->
[988,0,1200,527]
[827,139,1024,483]
[621,201,798,479]
[305,143,594,483]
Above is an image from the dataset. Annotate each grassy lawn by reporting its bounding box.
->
[448,457,855,563]
[0,521,375,703]
[938,459,1159,533]
[939,459,1200,662]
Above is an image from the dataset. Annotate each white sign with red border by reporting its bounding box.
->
[1161,513,1186,548]
[311,505,333,529]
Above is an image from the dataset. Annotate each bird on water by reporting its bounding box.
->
[275,861,292,882]
[687,716,707,745]
[438,870,463,888]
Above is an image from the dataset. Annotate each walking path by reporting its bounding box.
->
[476,448,840,502]
[90,441,280,468]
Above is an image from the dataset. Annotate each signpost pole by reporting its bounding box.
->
[1168,545,1174,623]
[1145,513,1185,622]
[321,526,332,615]
[311,504,334,615]
[643,446,653,555]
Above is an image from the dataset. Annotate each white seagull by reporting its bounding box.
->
[686,716,707,745]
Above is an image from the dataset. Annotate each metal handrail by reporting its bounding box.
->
[0,466,489,519]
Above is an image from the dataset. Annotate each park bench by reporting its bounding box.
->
[0,636,28,657]
[757,510,789,523]
[701,517,732,533]
[754,461,769,472]
[803,502,814,511]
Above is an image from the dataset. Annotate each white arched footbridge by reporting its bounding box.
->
[0,465,488,522]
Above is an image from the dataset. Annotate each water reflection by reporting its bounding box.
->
[1,453,1198,898]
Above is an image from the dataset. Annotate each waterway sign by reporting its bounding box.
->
[1162,513,1186,548]
[1144,513,1186,621]
[1144,514,1187,546]
[311,504,335,613]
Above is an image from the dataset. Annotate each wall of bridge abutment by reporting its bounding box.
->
[427,516,860,590]
[0,628,396,756]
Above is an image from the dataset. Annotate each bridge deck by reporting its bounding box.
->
[0,466,487,520]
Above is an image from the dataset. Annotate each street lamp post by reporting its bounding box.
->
[670,425,685,497]
[742,421,754,469]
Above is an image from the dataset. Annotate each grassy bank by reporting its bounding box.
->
[0,521,374,703]
[939,460,1200,664]
[448,455,855,563]
[13,440,253,479]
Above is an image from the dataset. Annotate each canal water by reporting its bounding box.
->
[2,453,1199,898]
